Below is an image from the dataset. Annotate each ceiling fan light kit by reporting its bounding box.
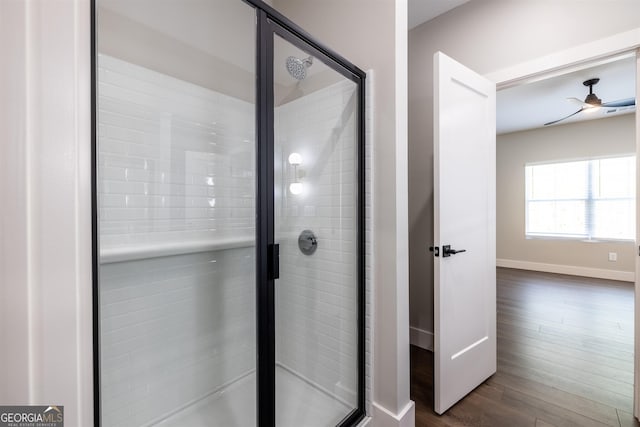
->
[584,94,602,106]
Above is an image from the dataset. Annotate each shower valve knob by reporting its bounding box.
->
[298,230,318,256]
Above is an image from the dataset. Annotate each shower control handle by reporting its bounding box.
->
[298,230,318,256]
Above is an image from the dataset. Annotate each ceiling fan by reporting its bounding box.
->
[544,78,635,126]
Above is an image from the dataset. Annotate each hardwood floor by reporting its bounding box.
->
[411,267,639,427]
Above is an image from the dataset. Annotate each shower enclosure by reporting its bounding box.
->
[92,1,365,426]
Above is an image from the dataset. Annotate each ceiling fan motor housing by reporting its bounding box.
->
[583,78,602,106]
[585,92,602,106]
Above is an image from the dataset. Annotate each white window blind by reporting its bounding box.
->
[525,156,635,240]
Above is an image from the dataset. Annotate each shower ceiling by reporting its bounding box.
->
[99,0,329,86]
[99,0,254,72]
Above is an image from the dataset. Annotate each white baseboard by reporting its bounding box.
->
[409,327,433,351]
[372,401,415,427]
[497,258,635,282]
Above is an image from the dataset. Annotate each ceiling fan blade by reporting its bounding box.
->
[567,97,589,107]
[544,108,583,126]
[602,98,635,108]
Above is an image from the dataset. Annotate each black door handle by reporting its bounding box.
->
[442,245,466,257]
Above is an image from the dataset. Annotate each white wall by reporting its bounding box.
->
[272,0,414,425]
[497,115,636,279]
[0,1,93,426]
[408,0,640,346]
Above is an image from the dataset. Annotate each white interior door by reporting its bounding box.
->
[433,51,497,414]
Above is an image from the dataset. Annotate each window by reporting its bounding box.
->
[525,156,635,240]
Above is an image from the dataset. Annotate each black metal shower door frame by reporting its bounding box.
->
[90,1,366,426]
[253,4,366,426]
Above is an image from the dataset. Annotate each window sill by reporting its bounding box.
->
[525,234,635,244]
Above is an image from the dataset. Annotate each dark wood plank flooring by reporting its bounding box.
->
[411,267,639,427]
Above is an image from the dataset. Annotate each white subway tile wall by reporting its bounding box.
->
[275,79,359,407]
[98,55,255,249]
[98,55,364,426]
[100,249,255,427]
[98,55,256,427]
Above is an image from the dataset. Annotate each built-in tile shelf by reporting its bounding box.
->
[100,236,254,264]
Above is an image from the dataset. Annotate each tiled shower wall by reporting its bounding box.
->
[98,55,255,249]
[275,79,359,406]
[99,54,362,425]
[100,249,255,426]
[98,55,256,426]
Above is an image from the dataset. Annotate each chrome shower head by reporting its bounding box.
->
[286,55,313,80]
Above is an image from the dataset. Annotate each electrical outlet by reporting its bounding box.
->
[608,252,617,262]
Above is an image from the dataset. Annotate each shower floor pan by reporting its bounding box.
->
[155,366,351,427]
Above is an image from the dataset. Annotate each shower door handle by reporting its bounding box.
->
[268,243,280,280]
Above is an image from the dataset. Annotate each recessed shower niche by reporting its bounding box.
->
[92,1,365,426]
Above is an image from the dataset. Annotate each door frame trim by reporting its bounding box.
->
[486,28,640,90]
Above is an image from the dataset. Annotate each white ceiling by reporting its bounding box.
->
[497,56,636,135]
[408,0,471,29]
[406,0,635,135]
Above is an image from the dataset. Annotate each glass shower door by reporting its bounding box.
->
[273,32,361,427]
[96,1,257,426]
